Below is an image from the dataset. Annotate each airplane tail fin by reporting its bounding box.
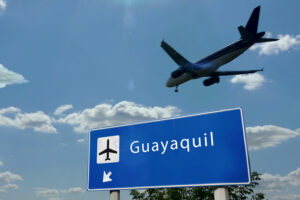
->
[238,6,260,40]
[246,6,260,35]
[238,26,254,40]
[238,6,278,43]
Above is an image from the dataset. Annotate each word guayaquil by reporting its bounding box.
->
[130,132,214,155]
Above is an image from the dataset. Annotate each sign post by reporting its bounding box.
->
[88,108,250,195]
[214,187,229,200]
[110,190,120,200]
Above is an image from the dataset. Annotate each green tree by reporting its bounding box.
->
[130,172,264,200]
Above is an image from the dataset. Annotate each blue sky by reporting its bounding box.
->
[0,0,299,199]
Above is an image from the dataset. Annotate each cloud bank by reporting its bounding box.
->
[230,73,265,90]
[0,101,179,134]
[1,102,300,153]
[246,125,300,150]
[55,101,180,133]
[250,33,300,55]
[0,64,28,88]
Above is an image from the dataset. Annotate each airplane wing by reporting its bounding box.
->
[99,149,109,155]
[209,69,263,76]
[161,40,190,67]
[107,149,117,154]
[99,148,117,155]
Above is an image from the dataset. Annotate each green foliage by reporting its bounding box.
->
[130,172,265,200]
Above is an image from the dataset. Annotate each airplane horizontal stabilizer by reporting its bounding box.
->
[161,40,190,67]
[256,38,279,43]
[210,69,263,76]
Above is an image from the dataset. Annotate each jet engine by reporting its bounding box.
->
[171,69,185,78]
[203,76,220,86]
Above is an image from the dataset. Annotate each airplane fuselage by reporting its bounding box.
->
[166,40,254,87]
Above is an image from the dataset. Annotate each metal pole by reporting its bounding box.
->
[110,190,120,200]
[214,187,229,200]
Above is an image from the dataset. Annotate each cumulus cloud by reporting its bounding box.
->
[35,187,84,199]
[0,64,28,88]
[55,101,180,133]
[246,125,300,150]
[0,107,57,134]
[230,73,265,90]
[54,104,73,116]
[61,187,85,193]
[0,184,18,193]
[256,168,300,200]
[258,168,300,194]
[0,171,22,193]
[0,101,179,134]
[77,138,85,143]
[250,33,300,55]
[0,171,23,184]
[0,107,20,115]
[35,188,60,197]
[0,0,6,11]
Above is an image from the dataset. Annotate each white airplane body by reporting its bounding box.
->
[161,6,278,92]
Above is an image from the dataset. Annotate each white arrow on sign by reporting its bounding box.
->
[103,171,112,182]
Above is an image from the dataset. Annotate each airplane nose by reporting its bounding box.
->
[166,77,174,87]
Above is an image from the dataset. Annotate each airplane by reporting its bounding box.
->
[99,139,117,161]
[161,6,278,92]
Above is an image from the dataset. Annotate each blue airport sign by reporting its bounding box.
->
[88,108,250,190]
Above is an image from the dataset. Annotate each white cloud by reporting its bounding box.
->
[35,188,60,197]
[271,194,300,200]
[0,168,22,193]
[14,112,57,133]
[0,161,2,167]
[0,171,23,184]
[54,104,73,116]
[0,64,28,88]
[47,198,63,200]
[61,187,85,193]
[0,107,57,134]
[250,33,300,55]
[0,107,21,115]
[246,125,300,150]
[77,138,85,143]
[230,73,265,90]
[258,168,300,197]
[0,0,6,11]
[0,101,179,134]
[35,187,84,199]
[0,184,18,193]
[254,168,300,200]
[55,101,180,133]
